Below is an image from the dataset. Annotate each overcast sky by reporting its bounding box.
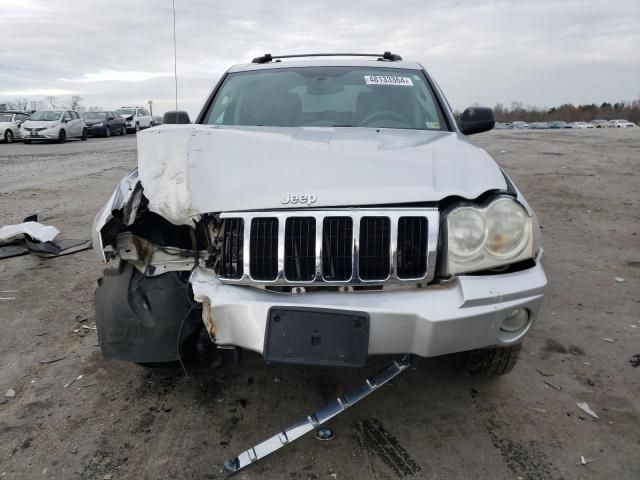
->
[1,0,639,117]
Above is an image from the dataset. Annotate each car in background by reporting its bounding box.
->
[494,122,510,129]
[20,110,87,143]
[568,122,594,129]
[511,121,530,129]
[82,111,127,137]
[549,121,571,129]
[0,111,30,143]
[530,122,550,129]
[591,119,612,128]
[611,119,636,128]
[152,115,163,126]
[116,106,153,133]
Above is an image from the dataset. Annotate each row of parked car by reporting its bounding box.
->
[0,106,156,144]
[495,119,637,130]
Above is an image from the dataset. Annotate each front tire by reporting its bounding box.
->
[135,122,140,133]
[81,128,88,141]
[463,344,522,377]
[4,130,14,143]
[105,126,111,137]
[57,129,66,144]
[121,126,127,135]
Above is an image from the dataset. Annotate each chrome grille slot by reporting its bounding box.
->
[322,217,353,281]
[250,217,279,280]
[221,218,244,279]
[285,217,316,281]
[217,209,439,286]
[396,217,428,279]
[358,217,391,280]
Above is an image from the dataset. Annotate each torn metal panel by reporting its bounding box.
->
[0,221,60,244]
[92,168,140,262]
[135,124,508,226]
[224,355,412,474]
[114,232,202,276]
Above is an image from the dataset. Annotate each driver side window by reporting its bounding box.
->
[63,112,72,122]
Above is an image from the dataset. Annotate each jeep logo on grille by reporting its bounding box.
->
[280,193,317,206]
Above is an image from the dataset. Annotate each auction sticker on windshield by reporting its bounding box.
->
[364,75,414,86]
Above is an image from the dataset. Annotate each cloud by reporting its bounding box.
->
[61,70,173,83]
[1,0,638,117]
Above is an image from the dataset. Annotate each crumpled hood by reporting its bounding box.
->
[137,124,507,225]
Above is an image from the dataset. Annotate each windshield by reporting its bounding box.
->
[117,109,134,116]
[0,113,13,122]
[29,111,62,121]
[204,67,448,130]
[83,112,106,119]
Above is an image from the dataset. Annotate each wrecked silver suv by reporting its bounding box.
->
[92,52,546,377]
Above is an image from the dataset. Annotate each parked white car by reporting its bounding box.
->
[0,111,30,143]
[116,106,153,133]
[568,122,594,129]
[511,121,530,129]
[590,119,613,128]
[611,119,636,128]
[20,110,87,143]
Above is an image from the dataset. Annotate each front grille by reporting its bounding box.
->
[216,209,438,286]
[396,217,428,279]
[322,217,353,281]
[220,218,243,279]
[250,218,279,280]
[358,217,391,280]
[284,217,316,281]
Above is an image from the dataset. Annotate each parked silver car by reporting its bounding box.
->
[116,106,153,133]
[93,53,546,379]
[20,110,87,143]
[0,111,30,143]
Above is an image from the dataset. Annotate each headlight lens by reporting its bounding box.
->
[445,197,534,275]
[448,208,486,258]
[94,122,104,127]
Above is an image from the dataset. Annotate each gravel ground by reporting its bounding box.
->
[0,129,638,480]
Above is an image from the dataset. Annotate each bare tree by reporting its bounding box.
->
[12,98,30,111]
[70,95,83,111]
[45,95,58,109]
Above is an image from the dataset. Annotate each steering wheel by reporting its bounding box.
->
[360,110,410,127]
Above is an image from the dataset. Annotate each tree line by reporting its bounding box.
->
[491,99,640,124]
[0,96,103,113]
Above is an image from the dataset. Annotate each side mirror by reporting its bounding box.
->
[162,110,191,124]
[458,107,495,135]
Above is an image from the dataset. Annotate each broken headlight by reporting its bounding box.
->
[444,197,534,275]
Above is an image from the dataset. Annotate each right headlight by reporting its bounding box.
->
[444,197,535,275]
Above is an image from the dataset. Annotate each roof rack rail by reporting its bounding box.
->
[251,51,403,64]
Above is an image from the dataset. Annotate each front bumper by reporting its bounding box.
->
[87,125,107,135]
[191,261,547,359]
[22,130,56,140]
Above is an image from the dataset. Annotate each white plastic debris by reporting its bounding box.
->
[64,375,83,388]
[614,277,625,283]
[578,455,593,465]
[602,337,616,343]
[0,221,60,244]
[576,402,599,419]
[5,389,16,398]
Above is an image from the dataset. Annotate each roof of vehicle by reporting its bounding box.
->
[0,110,29,115]
[228,57,423,73]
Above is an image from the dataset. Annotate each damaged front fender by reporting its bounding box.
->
[92,168,142,262]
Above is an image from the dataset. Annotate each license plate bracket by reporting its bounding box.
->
[264,307,369,367]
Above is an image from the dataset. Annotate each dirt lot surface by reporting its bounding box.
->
[1,129,639,479]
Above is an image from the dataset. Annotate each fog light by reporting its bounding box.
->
[501,309,529,332]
